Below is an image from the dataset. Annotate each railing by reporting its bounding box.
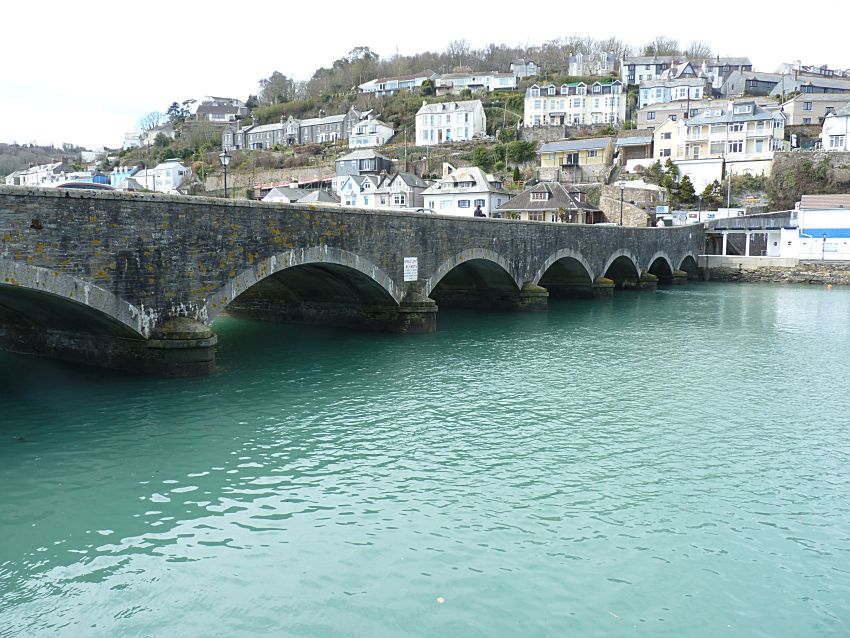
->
[705,212,795,231]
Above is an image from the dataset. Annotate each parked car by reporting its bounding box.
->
[54,181,115,191]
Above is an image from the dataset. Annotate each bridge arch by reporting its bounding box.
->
[424,248,521,310]
[202,246,402,324]
[679,254,699,279]
[534,248,595,299]
[0,258,149,338]
[646,251,675,283]
[602,250,641,288]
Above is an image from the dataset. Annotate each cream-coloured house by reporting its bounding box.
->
[524,81,626,127]
[652,101,786,175]
[781,94,850,126]
[538,137,614,183]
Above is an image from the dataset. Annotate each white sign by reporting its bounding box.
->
[656,206,669,214]
[403,257,418,282]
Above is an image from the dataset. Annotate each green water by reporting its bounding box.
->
[2,283,849,637]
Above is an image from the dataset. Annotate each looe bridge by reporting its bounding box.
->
[0,186,703,375]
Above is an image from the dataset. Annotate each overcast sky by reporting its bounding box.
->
[2,1,847,150]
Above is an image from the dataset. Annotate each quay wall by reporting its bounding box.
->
[700,256,850,285]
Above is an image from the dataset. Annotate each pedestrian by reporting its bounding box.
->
[474,205,485,217]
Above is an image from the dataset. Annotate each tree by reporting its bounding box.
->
[677,175,696,205]
[420,79,435,97]
[446,39,471,68]
[166,102,189,125]
[685,41,712,62]
[259,71,297,105]
[662,158,679,190]
[138,111,165,134]
[642,36,680,57]
[505,140,537,164]
[469,145,494,172]
[512,166,522,182]
[701,180,723,208]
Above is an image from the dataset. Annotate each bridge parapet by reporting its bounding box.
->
[0,185,703,375]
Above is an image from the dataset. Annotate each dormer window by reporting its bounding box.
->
[593,84,602,93]
[548,85,555,95]
[576,85,587,96]
[530,191,549,201]
[733,104,753,114]
[560,84,568,95]
[530,86,540,97]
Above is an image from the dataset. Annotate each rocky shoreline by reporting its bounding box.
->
[703,261,850,285]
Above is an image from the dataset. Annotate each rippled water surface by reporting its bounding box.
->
[2,283,850,637]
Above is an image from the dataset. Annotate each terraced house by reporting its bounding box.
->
[652,100,787,175]
[222,107,365,150]
[524,81,626,127]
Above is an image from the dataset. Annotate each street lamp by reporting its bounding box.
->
[619,181,626,226]
[219,150,231,198]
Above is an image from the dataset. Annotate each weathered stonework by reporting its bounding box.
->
[0,185,704,374]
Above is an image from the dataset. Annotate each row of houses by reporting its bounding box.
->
[5,159,193,194]
[266,149,600,224]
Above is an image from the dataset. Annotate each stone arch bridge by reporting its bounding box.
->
[0,186,703,375]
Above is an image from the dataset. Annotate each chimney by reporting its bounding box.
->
[442,162,455,178]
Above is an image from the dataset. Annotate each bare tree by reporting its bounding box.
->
[685,40,713,62]
[138,111,165,134]
[642,36,681,57]
[446,39,471,68]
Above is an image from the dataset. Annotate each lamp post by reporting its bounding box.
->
[619,181,625,226]
[219,150,231,198]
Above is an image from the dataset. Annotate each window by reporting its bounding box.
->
[671,115,678,121]
[729,123,744,132]
[733,104,753,114]
[660,148,671,157]
[528,211,544,221]
[728,140,743,153]
[534,100,542,109]
[393,193,406,206]
[803,117,812,124]
[593,84,601,93]
[474,199,486,208]
[576,85,587,95]
[803,101,813,111]
[548,86,555,95]
[829,135,846,149]
[440,199,451,209]
[458,199,470,208]
[647,111,656,121]
[587,149,598,158]
[530,192,549,201]
[563,152,579,165]
[662,132,672,139]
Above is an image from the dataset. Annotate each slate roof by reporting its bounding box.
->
[417,100,482,115]
[616,134,653,147]
[421,166,507,196]
[800,194,850,209]
[337,149,391,162]
[688,102,783,125]
[262,186,308,202]
[539,137,614,153]
[498,182,598,212]
[297,190,340,204]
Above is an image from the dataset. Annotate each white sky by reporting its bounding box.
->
[1,1,846,150]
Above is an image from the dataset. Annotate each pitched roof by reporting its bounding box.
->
[417,99,483,115]
[421,166,507,195]
[262,186,308,202]
[800,194,850,209]
[616,134,653,146]
[337,149,391,162]
[498,182,598,212]
[688,102,782,125]
[539,137,614,152]
[297,190,340,204]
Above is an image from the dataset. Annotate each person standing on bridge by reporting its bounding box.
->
[474,205,485,218]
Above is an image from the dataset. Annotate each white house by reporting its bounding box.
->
[416,100,486,146]
[767,195,850,259]
[820,103,850,151]
[436,72,516,95]
[338,174,385,208]
[134,159,191,193]
[359,70,438,97]
[374,172,430,210]
[524,81,626,126]
[510,59,539,79]
[349,117,395,149]
[421,164,509,216]
[13,162,73,187]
